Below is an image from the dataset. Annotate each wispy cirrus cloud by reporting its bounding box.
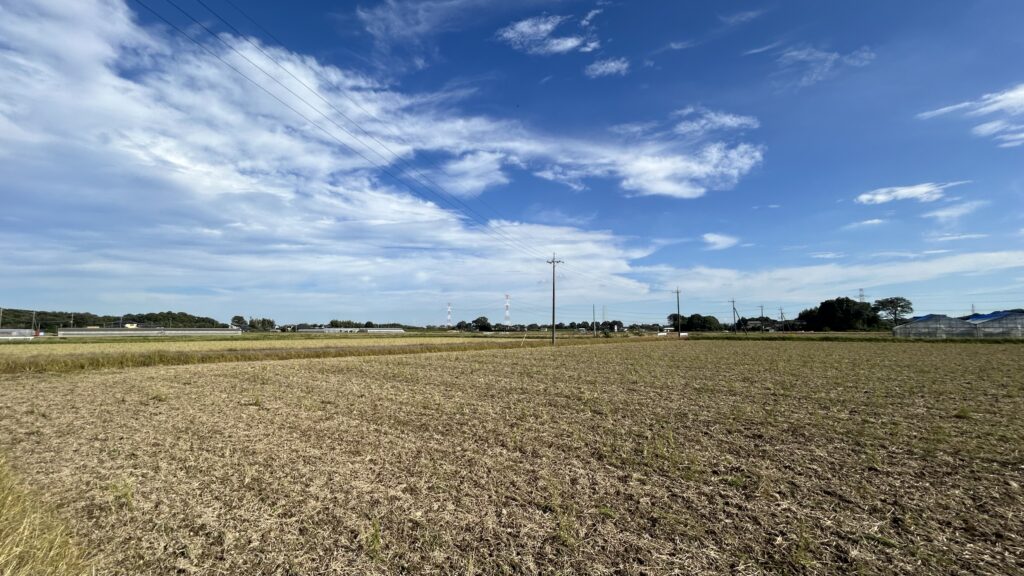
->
[702,233,740,250]
[497,15,587,55]
[585,57,630,78]
[719,10,765,26]
[926,233,989,242]
[580,8,602,27]
[843,218,886,229]
[651,39,698,55]
[855,181,969,204]
[743,41,782,56]
[918,83,1024,148]
[497,12,603,56]
[354,0,531,68]
[775,45,875,88]
[922,201,988,224]
[810,252,844,259]
[674,107,759,136]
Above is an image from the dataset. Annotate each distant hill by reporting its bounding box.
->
[0,309,227,331]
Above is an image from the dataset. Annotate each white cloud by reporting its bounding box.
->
[927,233,989,242]
[919,83,1024,147]
[702,233,740,250]
[775,45,875,88]
[743,41,782,56]
[674,107,759,136]
[528,206,596,227]
[532,165,588,191]
[354,0,536,68]
[921,201,988,224]
[497,15,591,56]
[719,10,765,26]
[580,9,602,27]
[668,40,697,50]
[437,151,509,197]
[617,144,764,198]
[843,218,886,229]
[585,57,630,78]
[810,252,843,259]
[855,181,968,204]
[641,251,1024,304]
[0,0,772,323]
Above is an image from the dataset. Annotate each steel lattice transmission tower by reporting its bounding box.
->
[504,294,511,325]
[446,303,452,328]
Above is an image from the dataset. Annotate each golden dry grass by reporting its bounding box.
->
[0,457,93,576]
[0,336,594,375]
[0,340,1021,574]
[0,336,480,361]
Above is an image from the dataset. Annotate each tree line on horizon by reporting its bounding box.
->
[0,308,225,331]
[12,296,1017,335]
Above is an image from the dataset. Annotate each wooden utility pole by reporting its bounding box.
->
[547,254,563,346]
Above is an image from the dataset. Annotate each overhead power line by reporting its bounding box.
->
[136,0,624,300]
[151,0,622,291]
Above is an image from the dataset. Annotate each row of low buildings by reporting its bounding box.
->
[893,311,1024,339]
[1,326,408,339]
[0,328,37,340]
[56,327,243,338]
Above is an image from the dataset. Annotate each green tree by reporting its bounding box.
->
[231,315,246,328]
[798,297,881,331]
[667,313,684,331]
[472,316,492,332]
[688,314,722,331]
[873,297,914,326]
[248,317,276,331]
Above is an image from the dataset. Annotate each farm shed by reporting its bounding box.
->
[969,311,1024,339]
[893,315,976,339]
[0,328,35,341]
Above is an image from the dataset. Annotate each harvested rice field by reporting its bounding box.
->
[1,340,1022,575]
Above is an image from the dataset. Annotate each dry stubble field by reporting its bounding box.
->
[0,339,1022,575]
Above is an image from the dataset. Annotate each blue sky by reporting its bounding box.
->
[1,0,1022,326]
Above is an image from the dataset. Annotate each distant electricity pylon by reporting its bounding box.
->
[446,303,452,328]
[504,294,511,325]
[858,288,865,303]
[547,254,563,346]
